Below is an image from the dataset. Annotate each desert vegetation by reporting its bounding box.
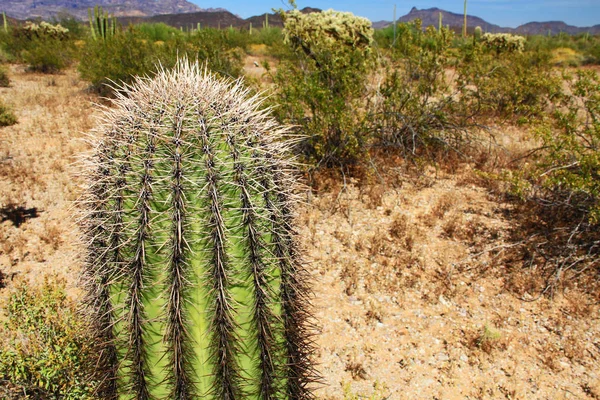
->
[0,5,599,399]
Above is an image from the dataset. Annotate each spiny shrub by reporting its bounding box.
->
[272,8,374,168]
[0,280,99,399]
[480,32,525,55]
[82,60,316,399]
[22,21,69,40]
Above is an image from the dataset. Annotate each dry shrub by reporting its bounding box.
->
[389,214,417,251]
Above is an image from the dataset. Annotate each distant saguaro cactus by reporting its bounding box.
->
[82,60,316,399]
[88,5,116,40]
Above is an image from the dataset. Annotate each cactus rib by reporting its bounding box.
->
[82,60,316,399]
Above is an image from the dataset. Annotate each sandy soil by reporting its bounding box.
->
[1,66,599,399]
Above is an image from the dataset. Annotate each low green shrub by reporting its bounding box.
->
[79,27,243,96]
[135,22,183,42]
[0,65,9,87]
[537,69,600,224]
[1,21,75,73]
[0,100,17,126]
[21,37,74,73]
[0,280,99,399]
[370,21,471,158]
[455,46,562,121]
[78,29,172,95]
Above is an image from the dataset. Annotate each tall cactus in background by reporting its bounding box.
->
[2,12,7,33]
[463,0,468,38]
[82,60,316,399]
[88,5,116,40]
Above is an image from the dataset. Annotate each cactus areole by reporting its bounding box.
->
[83,61,315,400]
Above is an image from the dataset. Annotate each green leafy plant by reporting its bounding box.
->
[78,27,243,96]
[11,21,75,73]
[0,99,17,126]
[0,65,9,87]
[82,60,316,399]
[272,8,375,168]
[0,280,99,399]
[370,21,471,158]
[456,45,562,121]
[537,70,600,223]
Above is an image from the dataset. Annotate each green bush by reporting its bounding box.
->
[135,22,183,42]
[455,45,562,121]
[0,280,99,399]
[78,29,172,95]
[1,22,75,73]
[0,99,17,126]
[536,70,600,223]
[271,8,375,168]
[370,21,472,157]
[21,37,74,73]
[79,28,243,96]
[0,65,9,87]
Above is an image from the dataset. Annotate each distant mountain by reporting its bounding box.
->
[514,21,600,35]
[397,7,506,33]
[118,10,243,30]
[2,2,598,36]
[0,0,203,20]
[380,6,600,35]
[117,7,321,30]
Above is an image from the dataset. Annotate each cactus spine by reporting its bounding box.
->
[83,60,316,399]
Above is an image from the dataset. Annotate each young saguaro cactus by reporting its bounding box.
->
[82,60,316,400]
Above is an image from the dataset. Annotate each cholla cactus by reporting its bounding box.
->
[283,9,373,55]
[481,32,525,54]
[23,21,69,39]
[82,60,316,399]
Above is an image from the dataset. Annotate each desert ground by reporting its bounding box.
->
[1,64,599,399]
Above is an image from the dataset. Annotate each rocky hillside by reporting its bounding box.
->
[0,0,204,20]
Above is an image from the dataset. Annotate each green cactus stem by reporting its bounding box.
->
[88,5,116,40]
[463,0,468,38]
[82,60,317,400]
[2,12,8,34]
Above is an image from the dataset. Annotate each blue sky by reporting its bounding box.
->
[190,0,600,28]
